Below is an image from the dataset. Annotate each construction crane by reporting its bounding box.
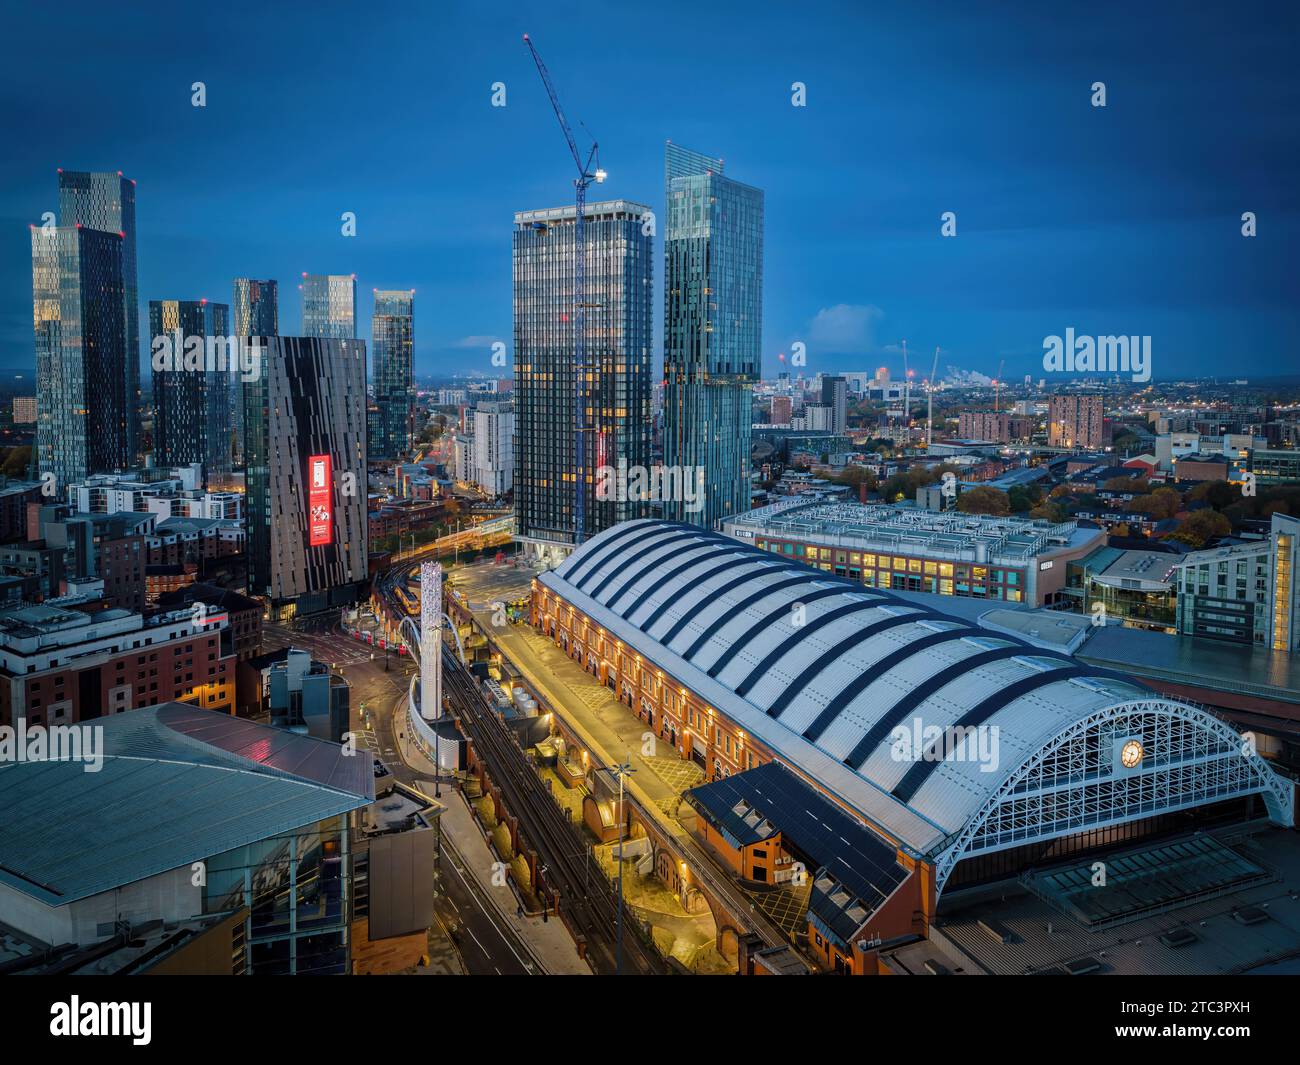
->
[993,358,1006,413]
[901,339,910,433]
[523,33,606,546]
[927,346,940,448]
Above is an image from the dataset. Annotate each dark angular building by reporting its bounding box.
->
[244,337,368,617]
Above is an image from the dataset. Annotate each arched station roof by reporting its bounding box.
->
[539,520,1291,865]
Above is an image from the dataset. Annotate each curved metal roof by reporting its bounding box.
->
[542,519,1153,857]
[0,704,373,906]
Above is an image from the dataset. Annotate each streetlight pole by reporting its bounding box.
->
[611,758,635,975]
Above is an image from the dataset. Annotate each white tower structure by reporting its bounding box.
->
[420,560,443,720]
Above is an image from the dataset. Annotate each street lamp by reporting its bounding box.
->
[610,758,636,975]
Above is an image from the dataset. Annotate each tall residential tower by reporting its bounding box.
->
[513,200,653,560]
[663,144,763,527]
[149,299,233,485]
[233,278,279,336]
[370,290,415,460]
[32,170,138,485]
[301,274,357,340]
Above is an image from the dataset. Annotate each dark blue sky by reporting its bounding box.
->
[3,0,1296,382]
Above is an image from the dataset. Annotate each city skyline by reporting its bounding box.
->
[3,1,1297,384]
[3,0,1300,996]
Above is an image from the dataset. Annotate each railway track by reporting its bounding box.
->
[441,648,667,975]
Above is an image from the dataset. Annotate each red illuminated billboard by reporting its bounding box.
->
[308,454,332,546]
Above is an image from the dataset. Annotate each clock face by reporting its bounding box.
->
[1121,739,1144,769]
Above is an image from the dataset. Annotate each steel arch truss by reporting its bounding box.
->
[932,699,1294,896]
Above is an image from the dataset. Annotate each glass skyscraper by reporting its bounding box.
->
[32,224,130,486]
[149,299,233,485]
[301,274,357,340]
[58,170,140,466]
[231,279,279,468]
[233,278,279,336]
[370,290,415,460]
[32,170,138,486]
[663,143,764,527]
[513,200,653,559]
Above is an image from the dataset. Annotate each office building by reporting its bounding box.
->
[11,396,36,424]
[371,290,415,459]
[1061,547,1179,631]
[724,499,1105,606]
[244,337,368,616]
[820,375,848,434]
[1250,448,1300,485]
[1048,394,1103,449]
[451,431,474,484]
[1174,512,1300,650]
[301,273,356,340]
[512,200,653,559]
[149,299,234,485]
[663,144,764,528]
[471,401,514,495]
[0,601,236,725]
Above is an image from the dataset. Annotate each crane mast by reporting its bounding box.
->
[927,346,940,448]
[523,34,605,546]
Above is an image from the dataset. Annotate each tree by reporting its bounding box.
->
[881,466,937,504]
[1111,429,1140,453]
[830,466,878,492]
[1145,487,1180,520]
[1167,509,1231,548]
[1029,500,1067,523]
[957,486,1011,516]
[1187,480,1240,510]
[1007,485,1038,513]
[1104,475,1147,494]
[1127,486,1180,521]
[0,446,31,478]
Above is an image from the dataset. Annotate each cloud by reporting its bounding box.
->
[806,304,883,354]
[452,335,503,349]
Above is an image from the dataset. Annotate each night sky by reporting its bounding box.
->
[2,0,1296,381]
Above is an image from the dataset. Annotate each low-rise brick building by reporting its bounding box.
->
[0,601,236,726]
